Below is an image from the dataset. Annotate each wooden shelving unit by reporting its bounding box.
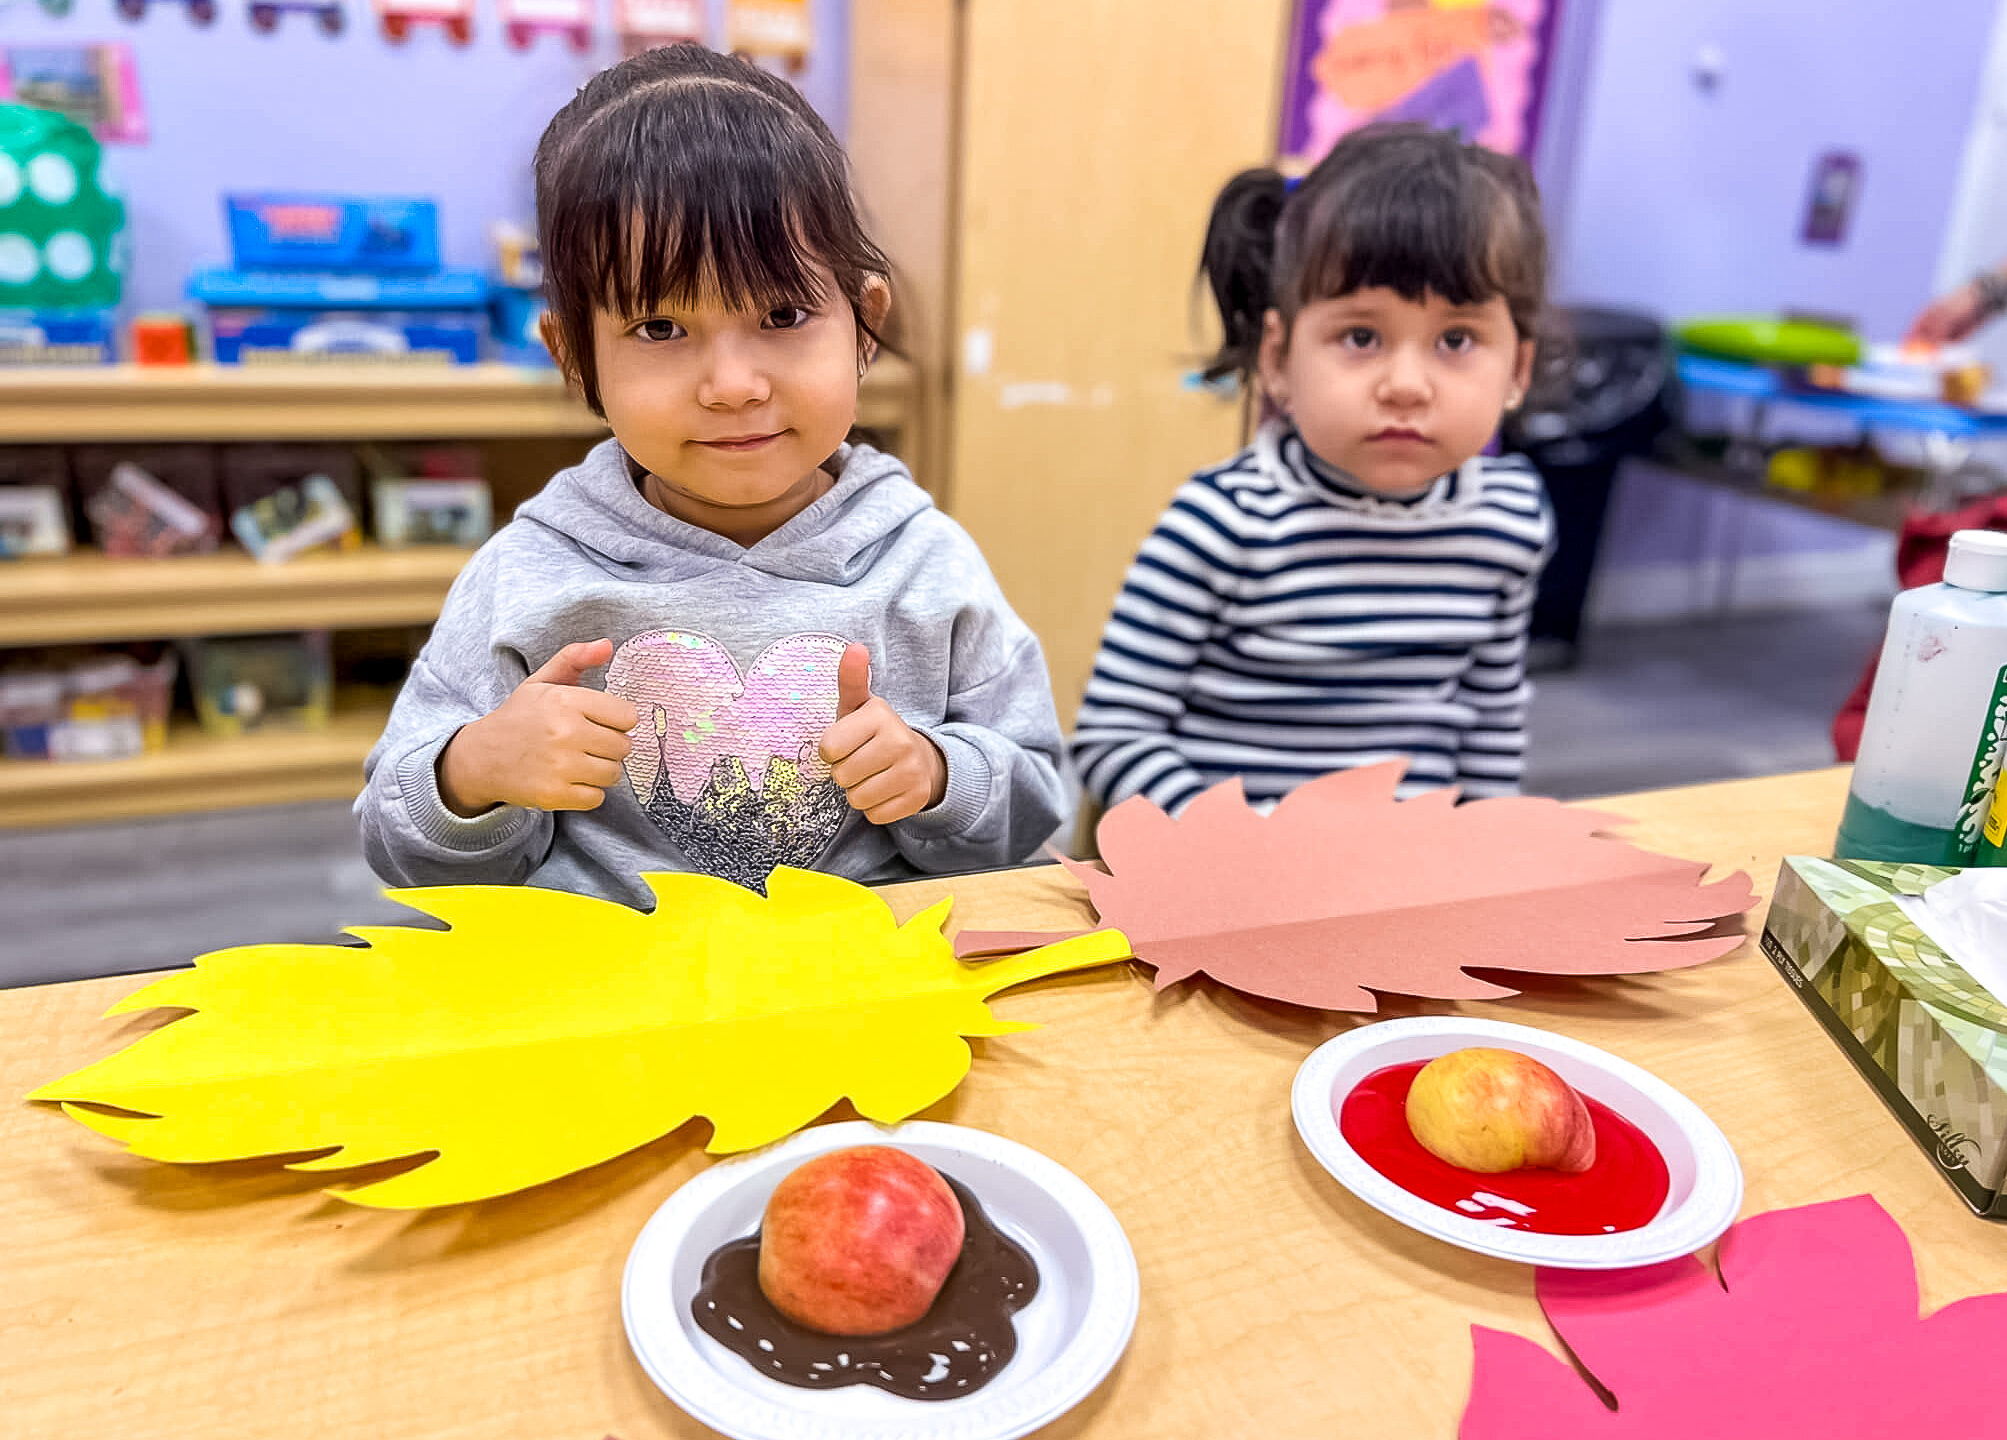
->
[0,357,915,443]
[0,545,459,829]
[0,544,471,647]
[0,358,917,827]
[0,702,392,829]
[0,363,605,442]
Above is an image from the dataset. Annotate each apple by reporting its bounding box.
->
[1404,1047,1597,1175]
[757,1146,966,1335]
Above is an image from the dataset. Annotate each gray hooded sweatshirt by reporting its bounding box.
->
[356,439,1066,909]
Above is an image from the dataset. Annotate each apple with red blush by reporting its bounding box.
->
[757,1146,966,1335]
[1405,1047,1597,1175]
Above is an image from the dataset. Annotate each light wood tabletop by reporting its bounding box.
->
[4,765,1993,1438]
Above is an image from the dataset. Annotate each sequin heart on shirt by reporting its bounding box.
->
[605,630,850,892]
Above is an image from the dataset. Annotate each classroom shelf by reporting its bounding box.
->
[0,363,606,442]
[0,356,916,443]
[0,702,390,828]
[0,358,918,826]
[0,545,471,647]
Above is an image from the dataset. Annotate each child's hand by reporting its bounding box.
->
[819,643,947,824]
[437,639,640,817]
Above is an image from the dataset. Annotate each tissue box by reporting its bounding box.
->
[1763,856,2007,1218]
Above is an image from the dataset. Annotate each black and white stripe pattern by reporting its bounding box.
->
[1072,422,1552,816]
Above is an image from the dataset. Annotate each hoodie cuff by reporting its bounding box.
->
[396,731,538,855]
[895,728,993,840]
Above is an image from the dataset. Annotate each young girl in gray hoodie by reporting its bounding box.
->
[357,46,1064,908]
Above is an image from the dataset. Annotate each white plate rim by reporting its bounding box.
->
[1291,1016,1743,1269]
[621,1120,1140,1440]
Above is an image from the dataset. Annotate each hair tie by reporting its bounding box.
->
[1283,175,1302,193]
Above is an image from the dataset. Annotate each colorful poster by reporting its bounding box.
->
[1277,0,1560,168]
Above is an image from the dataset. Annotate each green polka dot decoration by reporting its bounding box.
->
[0,104,125,311]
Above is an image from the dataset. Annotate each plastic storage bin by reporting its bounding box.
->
[190,269,488,366]
[225,194,442,273]
[182,631,331,736]
[0,650,177,761]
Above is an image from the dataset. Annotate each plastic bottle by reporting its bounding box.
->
[1835,530,2007,864]
[1979,776,2007,865]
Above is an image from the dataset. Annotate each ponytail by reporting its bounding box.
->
[1199,167,1288,384]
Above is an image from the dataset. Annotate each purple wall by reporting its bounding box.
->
[1553,0,1993,341]
[1,0,848,314]
[1537,0,1992,592]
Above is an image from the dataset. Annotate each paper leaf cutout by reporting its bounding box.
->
[1461,1195,2004,1437]
[28,868,1129,1209]
[958,762,1754,1011]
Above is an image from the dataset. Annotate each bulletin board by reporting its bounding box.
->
[1277,0,1562,168]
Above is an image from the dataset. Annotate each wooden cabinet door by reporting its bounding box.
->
[947,0,1288,712]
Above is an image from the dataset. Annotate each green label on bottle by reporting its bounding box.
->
[1958,665,2007,862]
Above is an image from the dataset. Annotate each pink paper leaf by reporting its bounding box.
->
[957,761,1753,1011]
[1461,1195,2005,1437]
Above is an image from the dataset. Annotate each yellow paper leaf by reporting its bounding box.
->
[28,868,1130,1209]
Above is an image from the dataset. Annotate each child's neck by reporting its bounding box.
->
[1285,422,1445,501]
[639,466,836,548]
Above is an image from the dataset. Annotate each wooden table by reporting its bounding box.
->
[4,766,1995,1437]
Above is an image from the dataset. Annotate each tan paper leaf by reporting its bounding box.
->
[959,762,1754,1012]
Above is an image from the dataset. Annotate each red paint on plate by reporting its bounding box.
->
[1337,1060,1670,1235]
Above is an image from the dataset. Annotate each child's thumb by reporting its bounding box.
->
[836,642,872,718]
[528,639,614,688]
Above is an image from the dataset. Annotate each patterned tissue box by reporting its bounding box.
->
[1765,857,2007,1218]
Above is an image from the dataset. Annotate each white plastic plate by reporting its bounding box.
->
[1291,1016,1742,1269]
[623,1120,1139,1440]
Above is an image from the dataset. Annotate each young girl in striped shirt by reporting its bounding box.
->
[1072,124,1555,817]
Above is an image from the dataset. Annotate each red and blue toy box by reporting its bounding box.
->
[194,194,487,363]
[190,268,488,365]
[225,195,441,274]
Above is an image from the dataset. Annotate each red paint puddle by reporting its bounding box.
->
[1337,1060,1671,1235]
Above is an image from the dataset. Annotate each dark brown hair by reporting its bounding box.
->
[533,44,890,414]
[1200,123,1547,383]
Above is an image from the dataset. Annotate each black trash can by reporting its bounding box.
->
[1502,306,1672,661]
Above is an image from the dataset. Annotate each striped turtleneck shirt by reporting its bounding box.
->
[1072,422,1553,816]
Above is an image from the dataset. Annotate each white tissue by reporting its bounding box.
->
[1896,870,2007,1003]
